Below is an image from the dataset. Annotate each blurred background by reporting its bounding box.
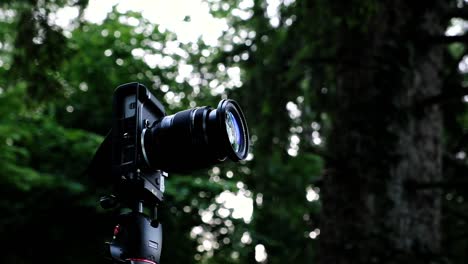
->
[1,0,467,263]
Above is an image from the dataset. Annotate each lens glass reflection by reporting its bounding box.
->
[225,111,241,152]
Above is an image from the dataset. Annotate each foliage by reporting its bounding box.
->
[0,1,318,263]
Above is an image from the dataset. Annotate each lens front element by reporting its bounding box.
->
[216,99,249,161]
[225,111,241,152]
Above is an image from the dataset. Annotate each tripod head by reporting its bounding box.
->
[87,82,250,264]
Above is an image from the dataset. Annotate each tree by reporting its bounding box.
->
[319,2,447,263]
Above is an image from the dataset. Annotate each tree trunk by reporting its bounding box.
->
[319,2,447,263]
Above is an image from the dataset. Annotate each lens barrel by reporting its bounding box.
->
[142,99,249,173]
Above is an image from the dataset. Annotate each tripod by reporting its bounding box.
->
[100,169,167,264]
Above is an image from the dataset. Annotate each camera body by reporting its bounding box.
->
[111,82,166,204]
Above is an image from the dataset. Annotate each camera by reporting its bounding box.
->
[87,82,250,264]
[117,82,250,174]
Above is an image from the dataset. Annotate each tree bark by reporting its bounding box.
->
[319,2,447,263]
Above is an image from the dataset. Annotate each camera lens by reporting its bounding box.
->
[142,99,249,172]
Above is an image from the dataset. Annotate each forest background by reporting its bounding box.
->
[1,0,468,263]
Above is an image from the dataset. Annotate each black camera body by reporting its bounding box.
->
[111,82,166,204]
[88,82,249,264]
